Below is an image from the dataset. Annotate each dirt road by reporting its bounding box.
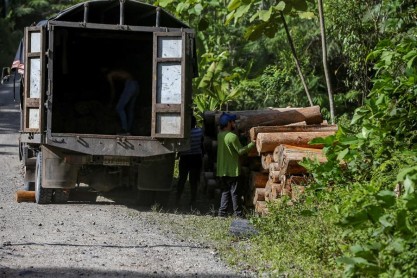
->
[0,81,245,277]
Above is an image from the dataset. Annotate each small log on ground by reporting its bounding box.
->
[256,131,335,153]
[16,190,35,203]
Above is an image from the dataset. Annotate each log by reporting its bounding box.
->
[269,170,281,183]
[279,161,309,176]
[264,183,272,201]
[273,144,324,163]
[256,131,335,153]
[16,190,35,203]
[291,185,306,201]
[270,182,282,200]
[287,175,309,186]
[238,106,323,132]
[269,162,280,171]
[261,153,274,170]
[274,145,327,176]
[250,171,269,188]
[253,188,266,204]
[203,106,323,137]
[279,176,291,197]
[255,201,268,216]
[250,124,338,141]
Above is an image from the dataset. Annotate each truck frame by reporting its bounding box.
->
[17,0,197,204]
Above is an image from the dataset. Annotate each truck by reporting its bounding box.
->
[14,0,198,205]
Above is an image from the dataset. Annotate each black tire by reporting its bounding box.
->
[53,189,70,204]
[35,152,53,204]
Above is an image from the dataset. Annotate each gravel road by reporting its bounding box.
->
[0,81,247,277]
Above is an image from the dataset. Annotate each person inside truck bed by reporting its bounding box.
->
[106,69,139,135]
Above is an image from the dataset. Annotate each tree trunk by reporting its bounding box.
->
[280,11,314,107]
[256,131,334,153]
[261,153,274,170]
[250,124,337,141]
[317,0,335,124]
[203,106,322,137]
[250,171,269,188]
[272,144,323,165]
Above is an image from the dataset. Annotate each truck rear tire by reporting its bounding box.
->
[53,189,70,204]
[35,152,53,204]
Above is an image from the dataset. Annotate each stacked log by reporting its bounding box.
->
[200,106,337,215]
[251,127,337,215]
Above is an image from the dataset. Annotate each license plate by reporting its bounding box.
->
[103,156,130,166]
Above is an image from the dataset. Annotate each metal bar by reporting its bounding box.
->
[156,7,161,27]
[119,0,125,25]
[83,2,89,24]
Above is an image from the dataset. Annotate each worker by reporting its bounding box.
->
[176,116,204,206]
[106,69,139,135]
[216,112,255,217]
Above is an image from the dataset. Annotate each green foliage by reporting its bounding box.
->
[304,22,417,276]
[238,193,344,276]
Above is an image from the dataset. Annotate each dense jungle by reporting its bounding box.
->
[1,0,417,276]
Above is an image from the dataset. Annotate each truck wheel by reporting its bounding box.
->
[53,189,70,204]
[35,152,53,204]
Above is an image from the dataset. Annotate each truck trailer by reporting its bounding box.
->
[16,0,198,204]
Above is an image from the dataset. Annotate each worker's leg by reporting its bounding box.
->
[188,154,202,204]
[176,155,189,200]
[218,177,232,217]
[116,80,138,133]
[126,81,139,132]
[230,177,243,217]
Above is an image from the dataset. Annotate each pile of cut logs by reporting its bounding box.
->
[201,106,338,216]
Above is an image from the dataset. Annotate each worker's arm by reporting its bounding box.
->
[228,133,255,156]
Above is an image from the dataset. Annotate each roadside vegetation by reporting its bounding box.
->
[2,0,417,277]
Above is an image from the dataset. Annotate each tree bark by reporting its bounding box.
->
[250,171,269,188]
[256,131,334,153]
[203,106,323,137]
[317,0,335,124]
[280,11,314,107]
[250,124,338,141]
[273,144,326,164]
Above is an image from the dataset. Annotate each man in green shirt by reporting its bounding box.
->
[216,112,255,217]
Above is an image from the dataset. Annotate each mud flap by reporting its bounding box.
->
[136,152,175,191]
[41,146,79,189]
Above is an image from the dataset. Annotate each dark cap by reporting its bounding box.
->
[219,112,237,126]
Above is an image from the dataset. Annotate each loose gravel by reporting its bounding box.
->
[0,82,248,277]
